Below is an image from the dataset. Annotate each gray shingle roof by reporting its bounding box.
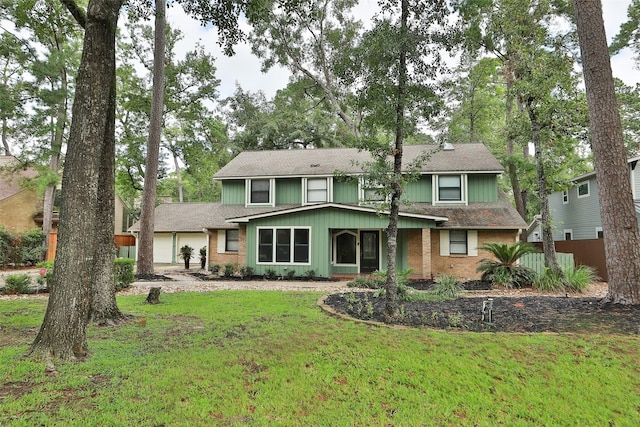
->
[0,156,38,202]
[214,143,503,179]
[132,193,526,233]
[128,203,299,232]
[406,191,527,229]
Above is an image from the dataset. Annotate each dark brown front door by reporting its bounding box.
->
[360,230,379,273]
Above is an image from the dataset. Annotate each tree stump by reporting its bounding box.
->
[145,287,161,304]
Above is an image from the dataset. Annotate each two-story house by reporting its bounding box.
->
[539,156,640,242]
[203,143,526,280]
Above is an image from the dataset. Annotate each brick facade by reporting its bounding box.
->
[430,229,519,280]
[207,225,246,269]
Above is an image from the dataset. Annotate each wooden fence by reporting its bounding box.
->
[520,253,574,275]
[47,233,136,261]
[531,239,607,282]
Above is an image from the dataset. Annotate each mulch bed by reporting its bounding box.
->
[323,290,640,334]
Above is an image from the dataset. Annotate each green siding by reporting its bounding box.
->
[468,174,498,202]
[221,180,245,205]
[276,178,302,205]
[405,175,432,202]
[333,180,358,203]
[244,207,434,277]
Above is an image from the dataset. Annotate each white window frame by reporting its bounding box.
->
[303,177,332,205]
[246,178,275,207]
[433,174,468,205]
[439,230,478,256]
[564,229,573,241]
[358,178,388,205]
[595,227,603,239]
[577,181,590,199]
[332,230,358,266]
[256,226,312,265]
[562,190,569,204]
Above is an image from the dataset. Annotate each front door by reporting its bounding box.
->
[360,230,380,274]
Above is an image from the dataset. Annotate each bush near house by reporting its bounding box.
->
[0,227,46,268]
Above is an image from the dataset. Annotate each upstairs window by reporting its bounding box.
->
[562,190,569,204]
[434,174,467,204]
[359,179,387,204]
[304,177,330,204]
[247,178,274,206]
[577,181,590,198]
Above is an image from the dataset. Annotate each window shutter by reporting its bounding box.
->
[468,230,478,256]
[439,230,450,256]
[217,230,226,253]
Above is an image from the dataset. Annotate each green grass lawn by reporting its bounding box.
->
[1,291,639,426]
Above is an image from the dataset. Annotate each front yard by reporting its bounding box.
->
[1,291,639,425]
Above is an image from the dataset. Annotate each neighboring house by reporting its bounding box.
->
[202,143,526,280]
[0,156,42,231]
[545,156,640,241]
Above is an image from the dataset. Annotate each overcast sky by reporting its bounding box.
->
[165,0,640,100]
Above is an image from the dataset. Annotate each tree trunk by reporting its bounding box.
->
[1,117,10,155]
[384,0,409,321]
[26,0,124,361]
[172,148,184,202]
[89,64,126,325]
[43,74,68,249]
[528,106,563,276]
[145,287,161,304]
[574,0,640,304]
[137,0,166,276]
[504,82,527,223]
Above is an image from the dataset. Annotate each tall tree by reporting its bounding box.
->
[350,0,447,319]
[574,0,640,304]
[27,0,123,361]
[248,0,363,140]
[136,0,166,276]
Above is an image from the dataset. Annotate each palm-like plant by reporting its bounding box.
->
[476,242,539,288]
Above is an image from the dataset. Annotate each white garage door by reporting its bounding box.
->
[153,234,174,263]
[176,233,208,261]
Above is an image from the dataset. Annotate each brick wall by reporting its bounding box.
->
[207,226,246,269]
[431,229,519,280]
[406,228,432,279]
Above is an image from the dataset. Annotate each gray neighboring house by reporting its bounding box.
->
[535,155,640,242]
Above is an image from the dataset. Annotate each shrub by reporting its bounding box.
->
[533,265,599,293]
[348,276,384,289]
[477,241,538,288]
[286,269,296,279]
[0,226,17,268]
[115,258,135,291]
[371,269,415,301]
[565,265,599,292]
[264,269,277,280]
[3,274,31,294]
[533,267,565,292]
[20,228,46,265]
[239,266,254,278]
[433,274,462,299]
[305,270,316,279]
[223,263,235,278]
[210,264,220,274]
[36,260,54,289]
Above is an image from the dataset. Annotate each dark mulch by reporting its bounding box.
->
[324,291,640,334]
[186,272,336,282]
